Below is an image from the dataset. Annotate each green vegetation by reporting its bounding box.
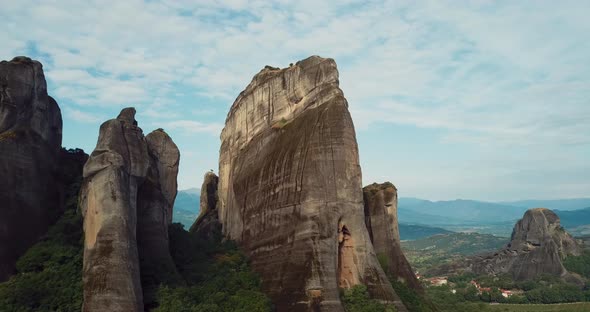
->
[429,302,590,312]
[426,272,590,311]
[401,232,507,274]
[0,185,83,312]
[389,279,436,312]
[0,130,17,142]
[375,252,436,312]
[341,285,396,312]
[154,223,271,312]
[564,250,590,278]
[271,117,289,129]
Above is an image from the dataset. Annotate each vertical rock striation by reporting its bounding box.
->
[80,108,180,311]
[217,56,404,311]
[363,182,422,291]
[0,56,63,281]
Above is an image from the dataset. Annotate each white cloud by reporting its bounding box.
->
[157,120,223,135]
[0,0,588,198]
[64,108,104,123]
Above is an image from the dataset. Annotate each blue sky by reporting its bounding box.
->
[1,0,589,201]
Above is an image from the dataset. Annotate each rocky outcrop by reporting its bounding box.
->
[0,56,63,281]
[189,172,220,239]
[217,56,404,311]
[468,208,581,280]
[363,182,422,291]
[80,108,180,311]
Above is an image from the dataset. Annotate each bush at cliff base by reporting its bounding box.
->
[0,204,84,312]
[153,223,272,312]
[341,285,397,312]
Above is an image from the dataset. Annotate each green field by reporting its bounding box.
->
[401,232,507,274]
[439,302,590,312]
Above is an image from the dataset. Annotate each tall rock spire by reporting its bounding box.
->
[216,56,406,311]
[80,108,180,311]
[0,56,63,281]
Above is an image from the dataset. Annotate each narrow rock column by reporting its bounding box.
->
[189,171,220,238]
[80,108,149,312]
[363,182,422,292]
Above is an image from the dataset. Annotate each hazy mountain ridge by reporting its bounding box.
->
[173,191,590,235]
[398,197,590,236]
[172,189,200,228]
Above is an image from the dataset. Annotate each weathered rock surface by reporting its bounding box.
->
[189,172,221,239]
[0,56,63,281]
[363,182,422,291]
[217,56,405,311]
[138,129,182,308]
[467,208,581,280]
[80,108,180,311]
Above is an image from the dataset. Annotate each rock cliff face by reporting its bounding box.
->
[363,182,422,291]
[0,56,63,281]
[217,56,404,311]
[470,208,581,280]
[80,108,180,311]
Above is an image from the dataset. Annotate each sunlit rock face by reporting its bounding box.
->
[363,182,423,292]
[471,208,581,281]
[0,56,63,281]
[80,108,180,311]
[217,56,404,311]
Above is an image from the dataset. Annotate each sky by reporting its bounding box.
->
[1,0,589,201]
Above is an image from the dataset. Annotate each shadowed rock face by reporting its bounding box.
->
[80,108,180,311]
[0,56,63,281]
[189,172,220,239]
[470,208,581,281]
[217,56,404,311]
[363,182,422,292]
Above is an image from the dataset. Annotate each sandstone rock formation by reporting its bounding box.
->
[189,171,221,239]
[363,182,422,291]
[469,208,581,280]
[216,56,405,311]
[80,108,180,311]
[0,56,63,281]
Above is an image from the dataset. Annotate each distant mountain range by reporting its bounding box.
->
[397,197,590,236]
[172,189,590,237]
[172,189,200,229]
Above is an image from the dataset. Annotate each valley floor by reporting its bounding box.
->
[439,302,590,312]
